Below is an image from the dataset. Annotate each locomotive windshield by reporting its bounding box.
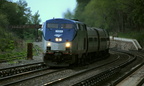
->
[47,23,73,29]
[47,23,58,28]
[61,24,73,29]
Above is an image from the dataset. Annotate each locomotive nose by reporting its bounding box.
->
[46,41,72,51]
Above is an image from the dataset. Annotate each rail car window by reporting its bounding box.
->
[101,38,106,41]
[83,24,87,31]
[47,23,58,28]
[61,24,73,29]
[77,24,81,30]
[79,24,84,30]
[89,38,98,42]
[94,38,97,41]
[89,38,93,41]
[80,25,83,30]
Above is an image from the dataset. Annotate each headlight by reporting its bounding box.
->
[47,42,51,46]
[55,38,62,42]
[65,42,71,47]
[59,38,62,41]
[55,38,59,42]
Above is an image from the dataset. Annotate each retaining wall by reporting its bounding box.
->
[110,36,142,51]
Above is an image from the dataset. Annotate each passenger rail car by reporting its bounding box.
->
[42,18,109,67]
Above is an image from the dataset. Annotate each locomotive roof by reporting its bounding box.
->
[46,18,84,25]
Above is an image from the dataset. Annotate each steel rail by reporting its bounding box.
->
[44,54,124,86]
[44,51,135,86]
[1,68,65,86]
[1,54,120,86]
[0,62,44,70]
[74,57,136,86]
[0,62,45,78]
[0,66,48,81]
[112,50,144,86]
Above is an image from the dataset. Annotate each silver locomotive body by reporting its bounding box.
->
[42,18,109,67]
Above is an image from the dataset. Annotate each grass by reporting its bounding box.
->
[0,52,26,62]
[0,42,43,63]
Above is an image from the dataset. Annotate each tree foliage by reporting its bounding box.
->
[0,0,41,53]
[62,9,74,19]
[73,0,144,32]
[30,11,41,24]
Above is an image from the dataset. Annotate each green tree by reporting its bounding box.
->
[74,0,91,21]
[25,11,41,40]
[0,14,9,28]
[30,11,41,24]
[63,9,74,19]
[130,0,144,30]
[74,0,144,32]
[12,0,41,39]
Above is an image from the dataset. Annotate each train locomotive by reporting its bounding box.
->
[42,18,110,67]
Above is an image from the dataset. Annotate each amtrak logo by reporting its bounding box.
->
[54,34,62,37]
[55,30,63,33]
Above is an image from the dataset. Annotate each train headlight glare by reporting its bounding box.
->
[65,42,71,47]
[59,38,62,41]
[55,38,59,41]
[55,38,62,42]
[47,42,51,46]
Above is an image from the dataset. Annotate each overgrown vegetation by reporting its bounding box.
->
[118,30,144,47]
[63,0,144,46]
[0,0,41,62]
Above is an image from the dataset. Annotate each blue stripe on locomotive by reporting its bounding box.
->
[43,18,77,43]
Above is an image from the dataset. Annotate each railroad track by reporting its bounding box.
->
[0,50,143,86]
[44,51,135,86]
[0,68,66,86]
[0,62,46,78]
[0,51,130,86]
[112,50,144,86]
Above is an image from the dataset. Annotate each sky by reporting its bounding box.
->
[12,0,77,24]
